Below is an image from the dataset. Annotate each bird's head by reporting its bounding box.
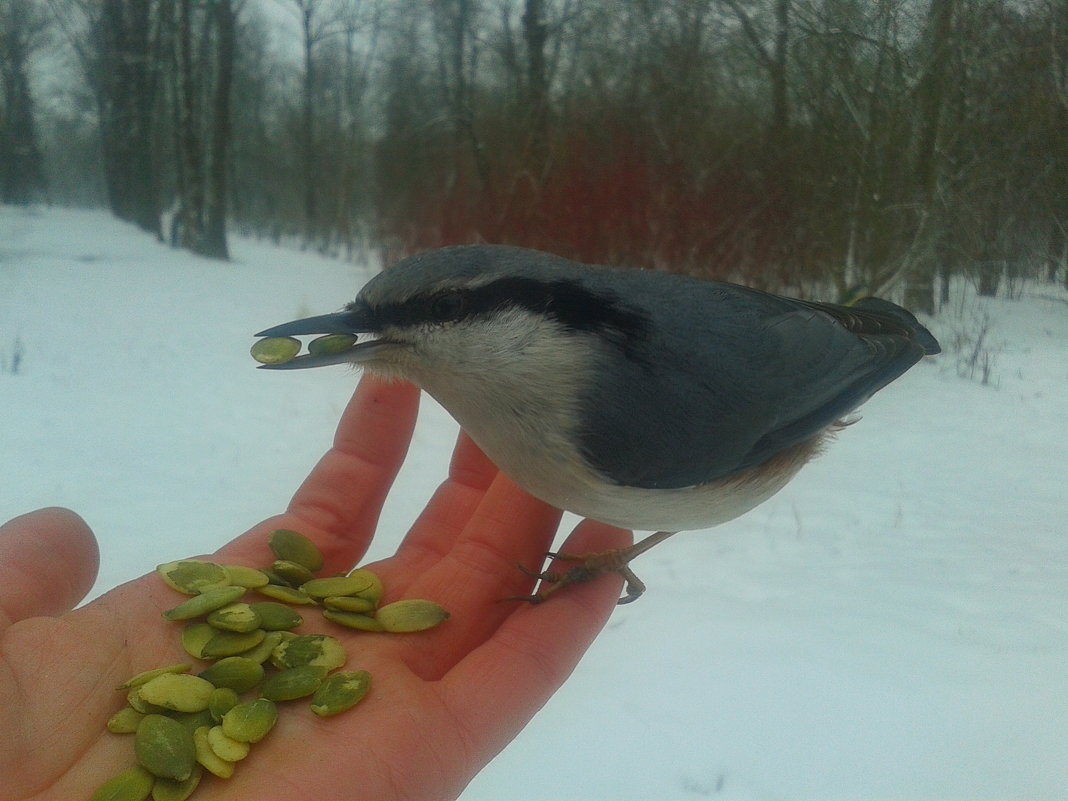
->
[254,245,646,402]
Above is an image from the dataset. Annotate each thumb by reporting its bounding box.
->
[0,507,100,633]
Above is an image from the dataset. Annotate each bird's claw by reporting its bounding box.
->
[508,549,649,605]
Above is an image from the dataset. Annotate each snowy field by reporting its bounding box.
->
[2,205,1066,799]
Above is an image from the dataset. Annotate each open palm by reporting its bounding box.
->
[1,376,629,801]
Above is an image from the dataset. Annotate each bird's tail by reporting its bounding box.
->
[850,297,941,355]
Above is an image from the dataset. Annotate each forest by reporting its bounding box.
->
[1,0,1065,311]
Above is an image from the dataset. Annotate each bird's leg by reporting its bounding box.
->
[513,531,676,605]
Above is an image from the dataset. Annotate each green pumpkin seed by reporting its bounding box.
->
[192,726,234,779]
[250,336,300,365]
[127,688,168,715]
[171,709,215,734]
[310,670,372,717]
[221,698,278,743]
[90,765,155,801]
[221,564,270,589]
[135,714,197,781]
[137,674,215,714]
[198,657,265,693]
[260,665,325,702]
[239,630,284,665]
[267,529,324,572]
[375,599,450,633]
[200,628,266,659]
[207,687,240,722]
[271,634,347,671]
[308,333,358,356]
[322,595,376,613]
[207,725,251,762]
[180,623,214,659]
[345,568,384,604]
[150,768,202,801]
[301,575,374,599]
[206,602,261,633]
[271,559,317,586]
[163,586,246,622]
[256,583,317,605]
[107,707,146,734]
[118,664,193,691]
[249,601,303,630]
[156,560,229,595]
[322,609,384,632]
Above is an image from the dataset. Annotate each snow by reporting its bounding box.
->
[2,205,1066,799]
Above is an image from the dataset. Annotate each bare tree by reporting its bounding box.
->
[88,0,164,236]
[169,0,235,258]
[0,0,49,204]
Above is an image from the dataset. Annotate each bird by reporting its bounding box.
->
[255,244,940,603]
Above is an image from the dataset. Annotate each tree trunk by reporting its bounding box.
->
[94,0,161,237]
[0,1,47,204]
[203,0,234,259]
[905,0,956,315]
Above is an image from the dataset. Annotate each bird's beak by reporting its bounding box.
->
[254,306,393,370]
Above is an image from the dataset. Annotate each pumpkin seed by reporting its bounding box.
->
[192,726,234,779]
[221,698,278,743]
[221,564,270,589]
[271,559,317,586]
[156,561,229,596]
[310,670,372,718]
[271,634,346,671]
[206,725,251,762]
[260,665,325,702]
[137,674,215,714]
[256,584,316,605]
[163,586,246,622]
[308,333,358,356]
[301,575,374,600]
[375,599,450,633]
[267,529,324,572]
[345,568,384,604]
[322,595,376,613]
[135,714,197,781]
[198,657,265,693]
[90,765,155,801]
[107,707,146,734]
[200,628,266,659]
[249,601,303,630]
[238,629,284,665]
[322,609,384,632]
[150,768,202,801]
[118,664,193,691]
[207,687,240,722]
[206,602,261,633]
[180,623,214,659]
[250,336,300,365]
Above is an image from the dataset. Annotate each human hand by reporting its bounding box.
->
[1,375,630,800]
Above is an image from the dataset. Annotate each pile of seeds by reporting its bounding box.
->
[92,529,448,801]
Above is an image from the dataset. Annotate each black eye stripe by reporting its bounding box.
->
[374,277,649,340]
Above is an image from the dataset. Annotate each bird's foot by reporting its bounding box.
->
[509,531,675,605]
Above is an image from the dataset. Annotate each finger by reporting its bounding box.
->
[369,472,568,678]
[215,375,420,571]
[440,520,631,742]
[0,507,100,632]
[384,431,500,574]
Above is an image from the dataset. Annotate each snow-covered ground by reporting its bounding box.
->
[2,205,1066,799]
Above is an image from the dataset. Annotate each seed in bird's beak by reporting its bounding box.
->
[308,333,359,356]
[250,336,301,365]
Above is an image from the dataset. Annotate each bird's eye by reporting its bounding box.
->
[430,292,465,322]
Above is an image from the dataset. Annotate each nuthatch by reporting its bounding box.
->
[256,245,940,603]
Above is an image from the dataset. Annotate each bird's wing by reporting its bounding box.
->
[578,284,932,490]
